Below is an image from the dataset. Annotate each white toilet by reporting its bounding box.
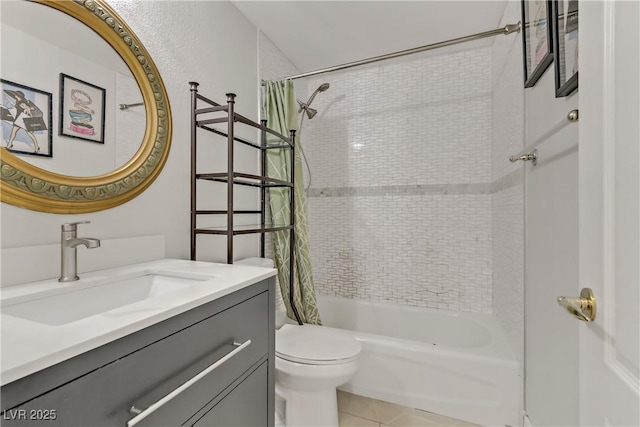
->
[275,323,362,427]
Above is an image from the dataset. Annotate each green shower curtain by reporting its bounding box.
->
[263,79,321,325]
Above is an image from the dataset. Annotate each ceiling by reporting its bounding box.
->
[232,1,509,74]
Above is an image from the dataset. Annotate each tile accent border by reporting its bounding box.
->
[491,168,524,193]
[308,184,492,198]
[308,169,524,198]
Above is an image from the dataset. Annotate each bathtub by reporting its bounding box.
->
[317,295,521,427]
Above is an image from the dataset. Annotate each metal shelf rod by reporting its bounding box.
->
[260,119,267,258]
[226,93,235,264]
[195,92,221,107]
[196,210,262,215]
[196,172,293,188]
[195,105,228,115]
[197,125,262,150]
[197,117,229,126]
[194,225,293,235]
[190,82,198,260]
[289,129,303,326]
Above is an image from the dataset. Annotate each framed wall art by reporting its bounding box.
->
[0,79,53,157]
[59,73,106,143]
[521,0,554,88]
[553,0,578,97]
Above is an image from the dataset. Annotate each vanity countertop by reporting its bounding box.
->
[0,259,276,386]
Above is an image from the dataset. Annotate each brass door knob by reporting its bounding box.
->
[557,288,597,322]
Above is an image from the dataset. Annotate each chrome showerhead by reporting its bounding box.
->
[306,83,330,106]
[298,83,330,119]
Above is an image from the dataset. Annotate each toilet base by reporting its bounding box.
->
[276,385,339,427]
[275,325,361,426]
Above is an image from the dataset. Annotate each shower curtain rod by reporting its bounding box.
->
[265,22,521,82]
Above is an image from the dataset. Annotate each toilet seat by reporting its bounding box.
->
[276,324,361,365]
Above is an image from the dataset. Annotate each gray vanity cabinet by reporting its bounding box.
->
[190,361,268,426]
[1,278,276,427]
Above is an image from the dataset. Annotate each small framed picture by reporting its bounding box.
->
[59,73,106,144]
[0,79,53,157]
[553,0,578,97]
[521,0,554,88]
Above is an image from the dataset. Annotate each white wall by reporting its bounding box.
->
[1,1,262,285]
[259,31,305,94]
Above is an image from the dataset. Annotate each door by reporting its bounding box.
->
[579,1,640,425]
[525,100,579,426]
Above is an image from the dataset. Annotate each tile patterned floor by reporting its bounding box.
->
[337,391,480,427]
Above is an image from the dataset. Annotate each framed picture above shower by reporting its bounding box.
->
[521,0,554,88]
[59,73,106,144]
[553,0,578,97]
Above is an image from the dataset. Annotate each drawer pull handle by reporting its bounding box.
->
[126,339,251,427]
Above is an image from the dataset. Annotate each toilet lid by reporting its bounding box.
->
[276,324,361,365]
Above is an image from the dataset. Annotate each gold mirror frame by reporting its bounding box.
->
[0,0,172,214]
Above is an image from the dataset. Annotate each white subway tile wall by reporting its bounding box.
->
[303,49,492,189]
[301,48,494,313]
[492,183,524,355]
[308,194,492,312]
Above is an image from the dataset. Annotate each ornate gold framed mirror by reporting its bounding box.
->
[0,0,172,213]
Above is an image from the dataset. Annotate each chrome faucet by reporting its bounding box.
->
[59,221,101,282]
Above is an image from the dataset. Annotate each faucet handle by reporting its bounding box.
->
[61,221,91,231]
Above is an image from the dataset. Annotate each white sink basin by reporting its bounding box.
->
[2,270,214,326]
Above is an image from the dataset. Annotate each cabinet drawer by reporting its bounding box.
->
[191,361,268,427]
[2,291,268,427]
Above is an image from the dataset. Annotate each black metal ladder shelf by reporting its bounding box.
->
[189,82,303,325]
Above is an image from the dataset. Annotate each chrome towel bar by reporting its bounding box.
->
[509,109,578,165]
